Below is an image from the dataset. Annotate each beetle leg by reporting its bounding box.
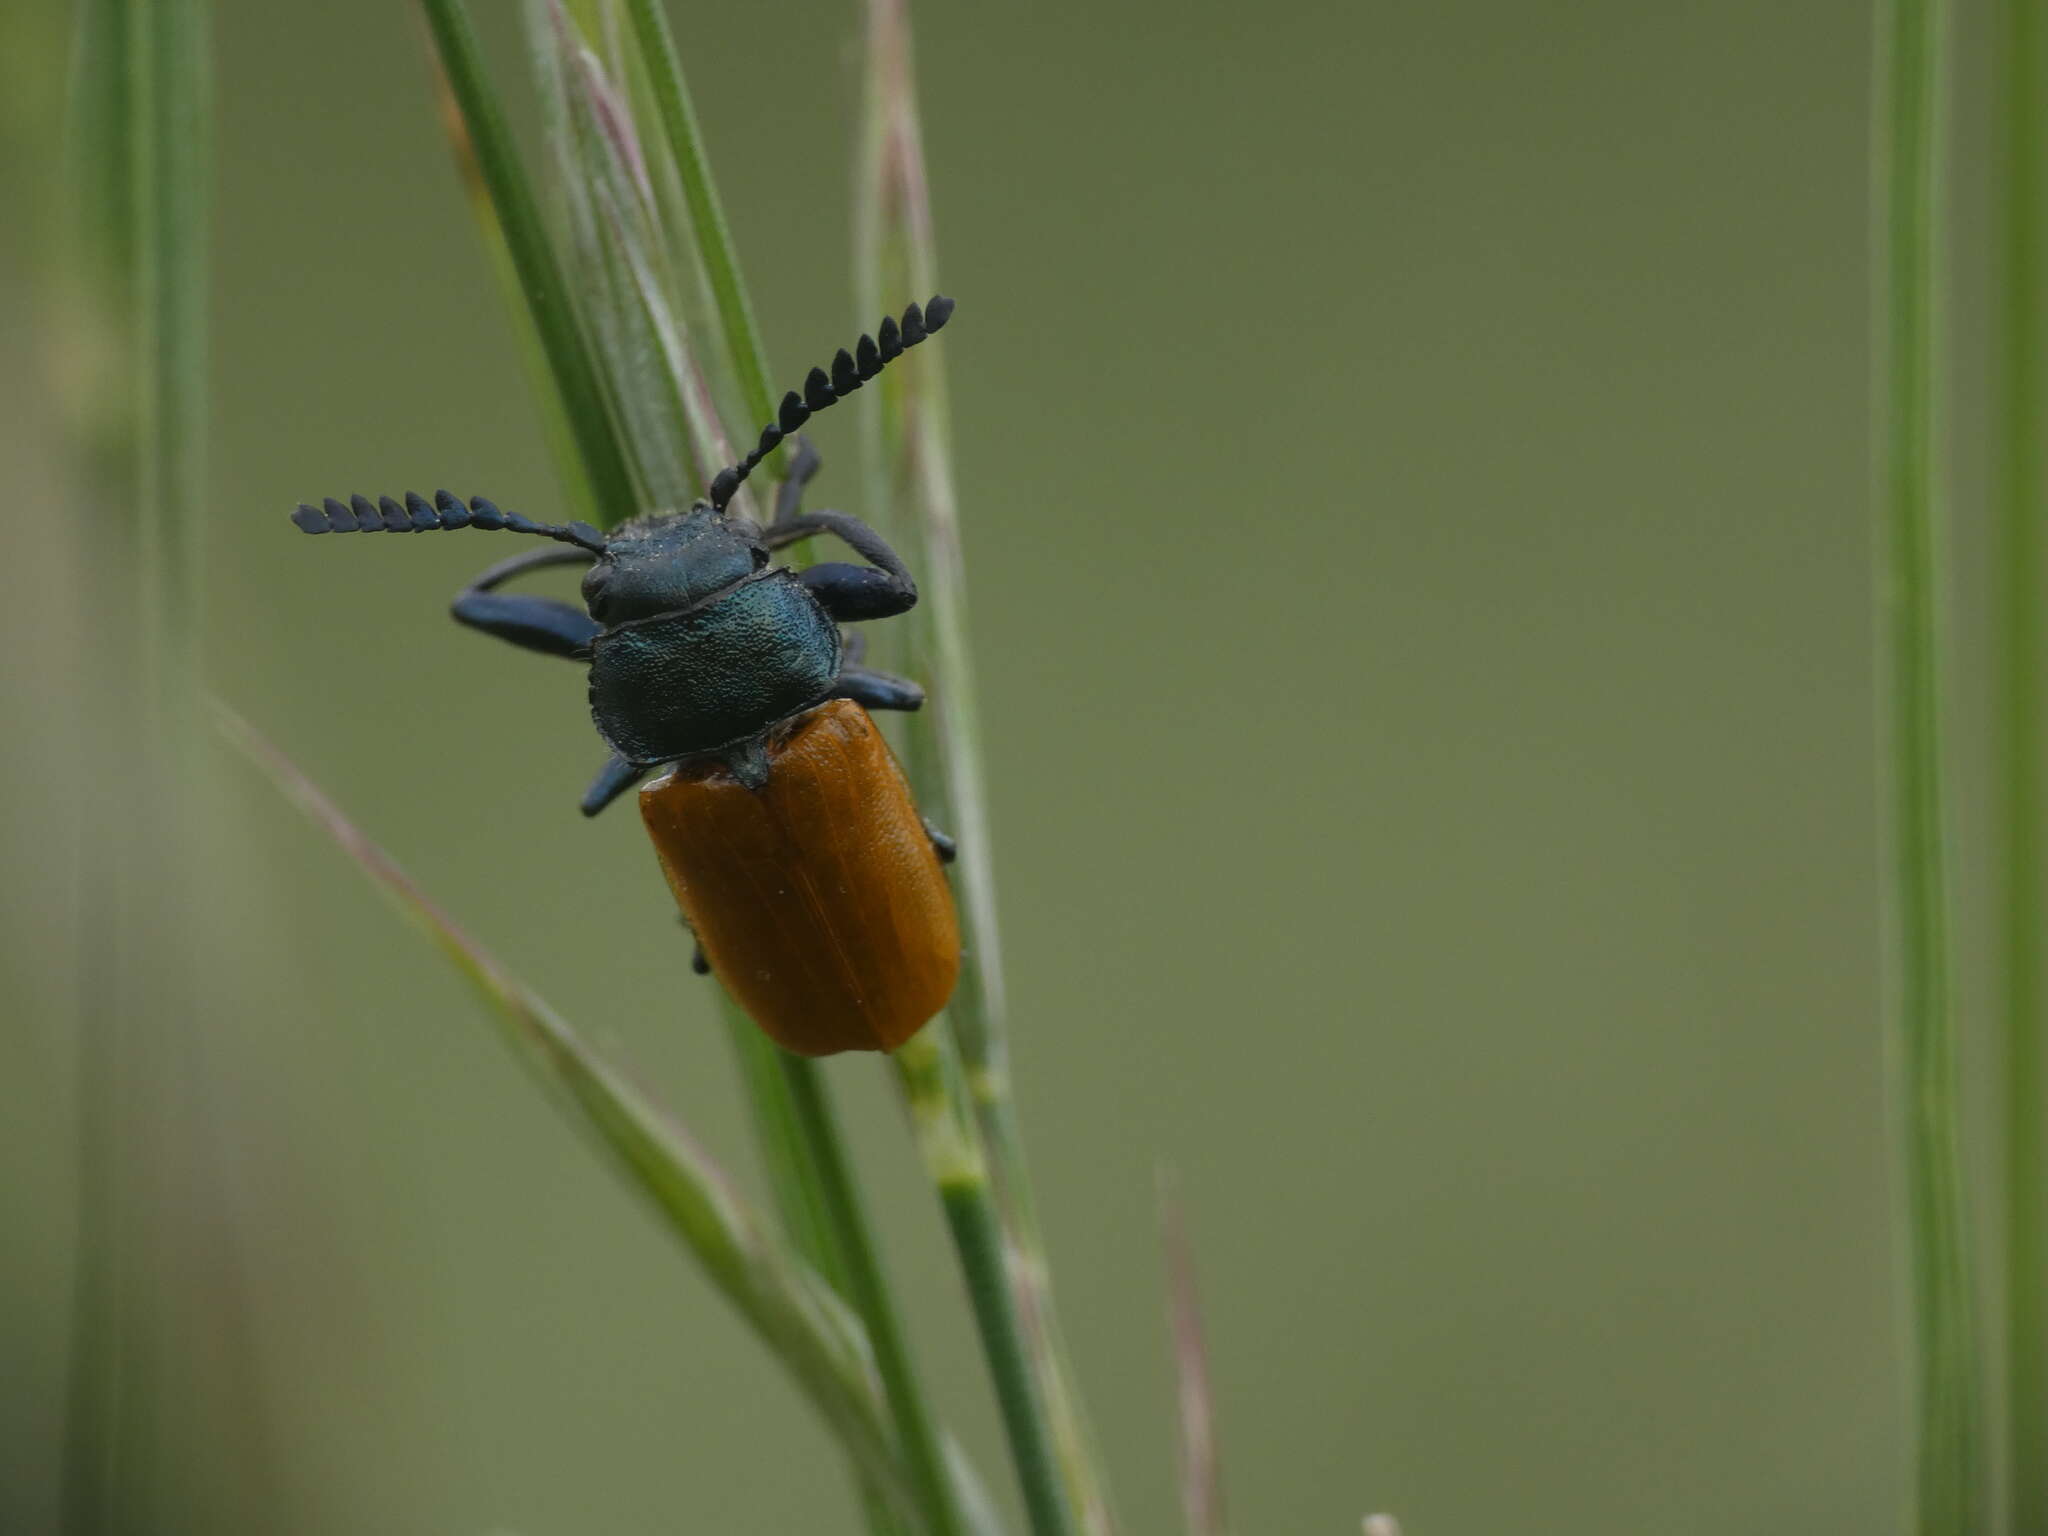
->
[922,816,957,865]
[580,752,651,817]
[831,664,924,713]
[452,546,601,660]
[770,435,823,526]
[766,511,918,622]
[671,913,714,975]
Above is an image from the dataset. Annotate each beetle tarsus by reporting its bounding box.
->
[923,818,957,865]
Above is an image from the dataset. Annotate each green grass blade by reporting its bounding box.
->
[528,0,737,507]
[1999,3,2047,1530]
[215,704,933,1528]
[416,0,641,527]
[855,4,1113,1531]
[895,1030,1075,1536]
[424,63,600,527]
[776,1052,969,1536]
[1874,0,1984,1530]
[619,0,779,446]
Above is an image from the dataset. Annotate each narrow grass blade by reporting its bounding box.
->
[424,63,600,528]
[416,0,641,527]
[619,0,780,447]
[1874,1,1985,1531]
[214,704,931,1528]
[1159,1171,1228,1536]
[776,1051,970,1536]
[895,1031,1075,1536]
[855,4,1114,1532]
[1999,3,2047,1529]
[528,0,738,510]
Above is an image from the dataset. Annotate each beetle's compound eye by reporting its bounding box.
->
[581,564,614,620]
[751,545,771,570]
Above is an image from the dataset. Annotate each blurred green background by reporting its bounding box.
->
[3,0,1977,1530]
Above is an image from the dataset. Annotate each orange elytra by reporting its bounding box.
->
[638,699,960,1056]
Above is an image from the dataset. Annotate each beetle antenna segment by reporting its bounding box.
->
[290,491,607,554]
[707,295,955,511]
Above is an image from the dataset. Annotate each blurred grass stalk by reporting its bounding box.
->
[59,0,214,1530]
[854,4,1113,1534]
[1874,0,1984,1531]
[2000,1,2047,1530]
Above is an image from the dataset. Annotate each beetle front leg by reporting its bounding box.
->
[770,436,823,525]
[452,546,601,659]
[765,511,918,622]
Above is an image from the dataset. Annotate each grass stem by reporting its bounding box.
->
[1875,0,1984,1529]
[620,0,778,450]
[2001,1,2046,1528]
[776,1052,967,1536]
[417,0,639,526]
[857,3,1114,1528]
[896,1031,1077,1536]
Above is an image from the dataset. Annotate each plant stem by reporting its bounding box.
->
[416,0,640,526]
[1876,1,1983,1531]
[775,1051,966,1536]
[896,1032,1076,1536]
[620,0,778,446]
[2002,1,2046,1529]
[856,3,1113,1528]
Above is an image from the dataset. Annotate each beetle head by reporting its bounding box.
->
[580,506,767,625]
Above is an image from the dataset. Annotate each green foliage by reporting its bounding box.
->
[1875,0,1984,1529]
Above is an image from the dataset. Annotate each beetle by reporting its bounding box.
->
[291,297,961,1055]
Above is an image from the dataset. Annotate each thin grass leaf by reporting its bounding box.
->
[855,5,1113,1533]
[1997,2,2047,1528]
[1158,1171,1228,1536]
[529,0,732,510]
[1874,0,1984,1530]
[213,703,938,1530]
[619,0,780,447]
[417,0,640,527]
[425,67,600,528]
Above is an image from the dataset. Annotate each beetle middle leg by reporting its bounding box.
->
[580,753,652,818]
[832,665,924,712]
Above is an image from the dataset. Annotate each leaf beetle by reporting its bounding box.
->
[291,298,961,1055]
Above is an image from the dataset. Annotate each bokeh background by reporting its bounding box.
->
[5,0,2010,1530]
